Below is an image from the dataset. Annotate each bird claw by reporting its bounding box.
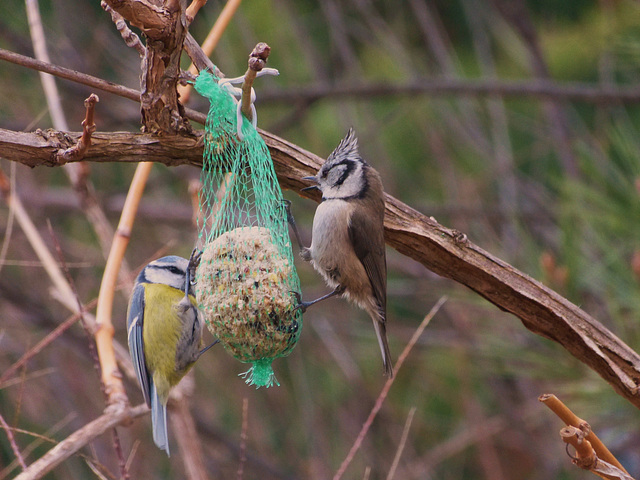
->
[188,249,203,283]
[289,291,309,313]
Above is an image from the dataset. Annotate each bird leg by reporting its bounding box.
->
[290,286,345,313]
[197,339,220,359]
[282,199,306,252]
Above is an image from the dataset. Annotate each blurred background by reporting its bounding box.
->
[1,0,640,478]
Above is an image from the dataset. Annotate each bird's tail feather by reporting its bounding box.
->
[372,317,394,378]
[151,383,170,456]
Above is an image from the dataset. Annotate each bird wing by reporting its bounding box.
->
[348,208,387,318]
[127,283,152,407]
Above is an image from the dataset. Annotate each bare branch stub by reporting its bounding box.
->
[240,43,271,120]
[56,94,99,164]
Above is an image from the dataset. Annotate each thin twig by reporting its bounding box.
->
[0,161,16,278]
[0,298,98,386]
[0,411,27,471]
[4,47,640,107]
[167,376,209,480]
[13,403,148,480]
[0,48,140,102]
[240,43,270,120]
[46,220,103,388]
[560,426,597,469]
[24,0,68,130]
[24,1,134,286]
[333,297,447,480]
[237,398,249,480]
[178,0,243,104]
[0,167,76,311]
[386,407,416,480]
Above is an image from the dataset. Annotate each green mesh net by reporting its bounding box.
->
[193,71,302,388]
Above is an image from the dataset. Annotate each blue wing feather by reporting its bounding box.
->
[127,283,152,407]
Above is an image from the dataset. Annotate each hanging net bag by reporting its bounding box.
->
[193,60,302,388]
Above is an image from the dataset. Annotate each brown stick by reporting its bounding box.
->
[0,411,27,471]
[539,394,629,474]
[56,94,99,164]
[95,162,153,405]
[334,298,446,479]
[5,48,640,106]
[13,403,148,480]
[168,378,209,480]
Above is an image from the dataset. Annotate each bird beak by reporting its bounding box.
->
[301,175,319,192]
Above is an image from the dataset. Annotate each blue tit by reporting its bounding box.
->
[127,250,216,456]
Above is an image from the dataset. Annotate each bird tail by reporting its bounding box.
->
[151,383,170,456]
[371,317,394,378]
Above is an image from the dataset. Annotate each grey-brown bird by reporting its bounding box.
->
[298,128,393,377]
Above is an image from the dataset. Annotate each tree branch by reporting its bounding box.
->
[2,125,639,408]
[4,48,640,108]
[13,403,148,480]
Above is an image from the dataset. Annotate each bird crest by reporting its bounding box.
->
[326,128,366,167]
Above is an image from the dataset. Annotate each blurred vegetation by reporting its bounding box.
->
[1,0,640,478]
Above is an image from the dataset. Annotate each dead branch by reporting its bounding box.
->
[560,427,635,480]
[539,394,628,474]
[13,403,148,480]
[257,80,640,105]
[95,161,153,405]
[2,125,640,408]
[0,411,27,471]
[5,48,640,109]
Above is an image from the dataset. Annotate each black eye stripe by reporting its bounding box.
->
[334,161,356,186]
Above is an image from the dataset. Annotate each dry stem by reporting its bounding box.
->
[0,411,27,471]
[186,0,207,22]
[386,407,416,480]
[168,377,209,480]
[539,394,628,474]
[333,297,446,480]
[237,397,249,480]
[95,162,153,404]
[0,168,76,310]
[13,403,148,480]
